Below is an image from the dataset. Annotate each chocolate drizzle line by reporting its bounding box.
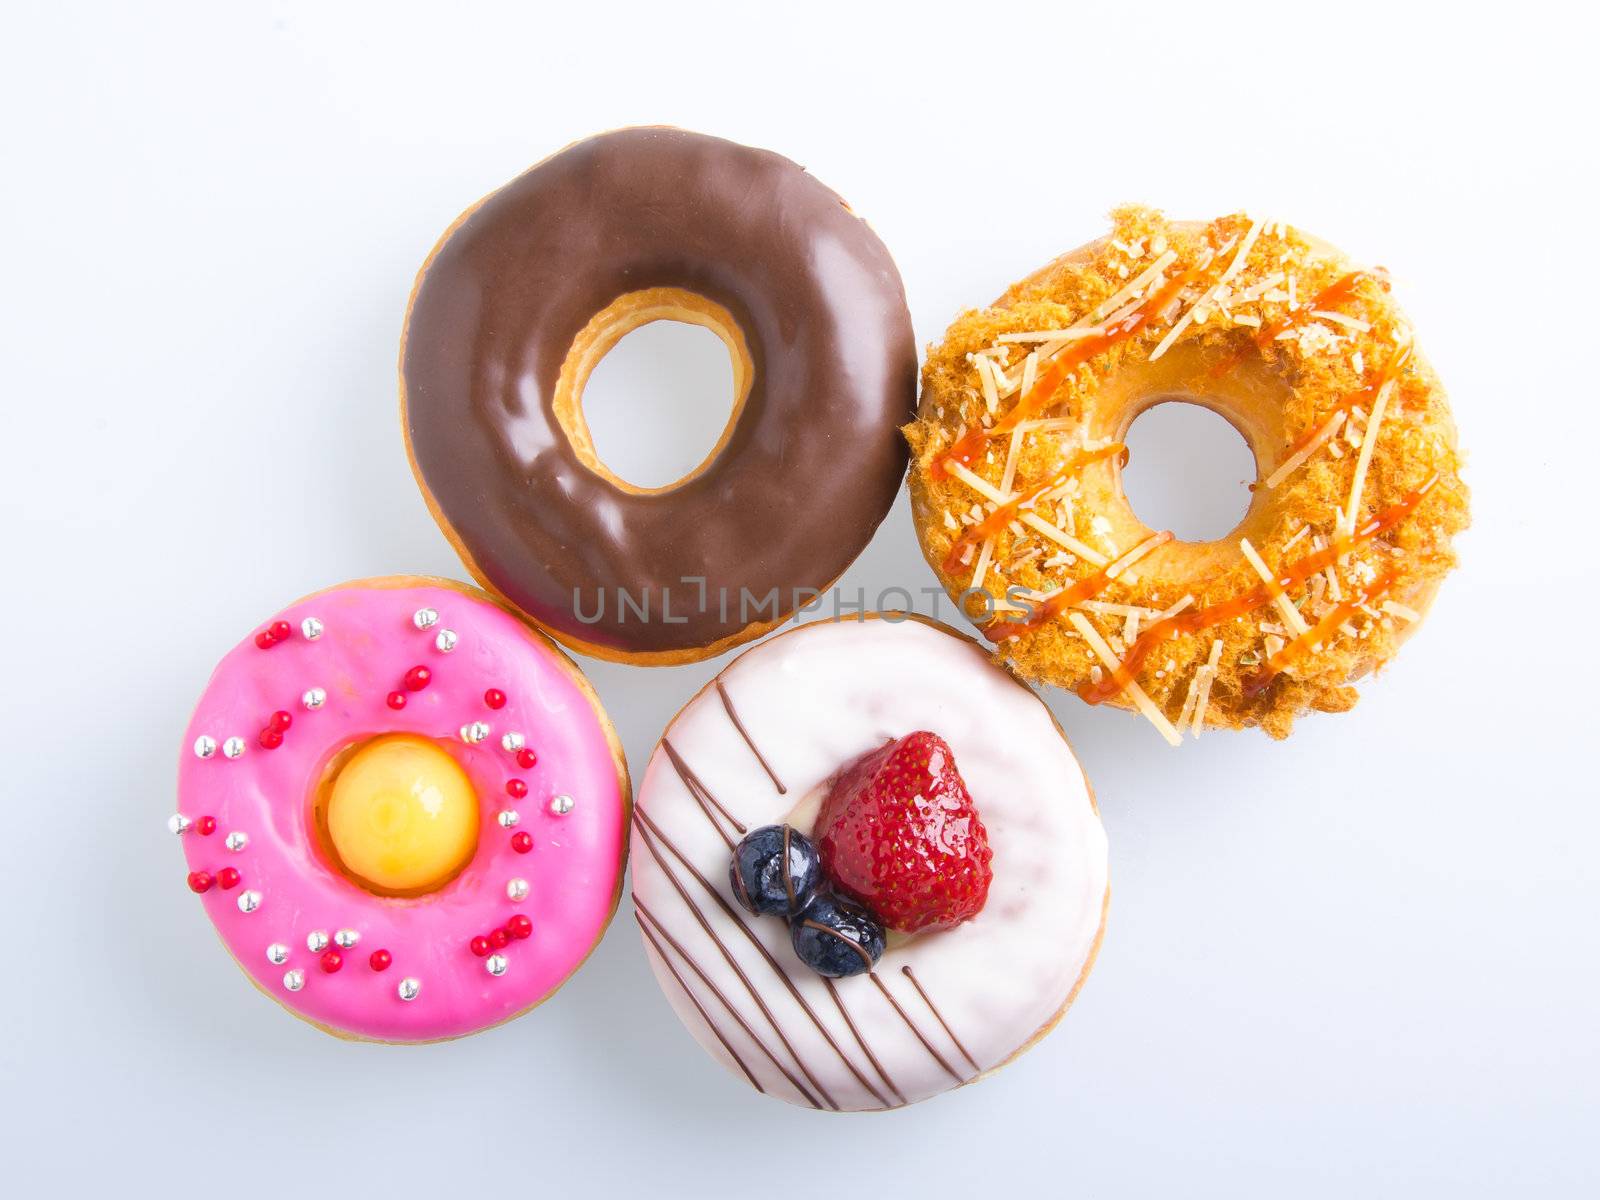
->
[800,919,875,971]
[635,909,772,1100]
[869,972,965,1084]
[694,707,900,1105]
[901,965,981,1073]
[635,901,821,1108]
[781,826,796,910]
[824,978,907,1106]
[661,738,746,849]
[715,679,786,794]
[634,806,890,1108]
[633,817,838,1109]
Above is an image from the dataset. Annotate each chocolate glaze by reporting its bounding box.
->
[403,128,917,654]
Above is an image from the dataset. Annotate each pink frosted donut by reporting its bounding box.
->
[170,577,630,1042]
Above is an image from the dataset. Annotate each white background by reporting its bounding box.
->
[3,2,1594,1195]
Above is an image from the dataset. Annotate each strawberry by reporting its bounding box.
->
[814,731,993,933]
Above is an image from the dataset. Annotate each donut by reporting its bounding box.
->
[169,577,630,1042]
[401,127,917,666]
[629,615,1108,1110]
[907,208,1470,740]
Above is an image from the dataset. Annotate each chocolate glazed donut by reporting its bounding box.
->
[401,128,917,665]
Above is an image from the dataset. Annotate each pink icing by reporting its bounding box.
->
[174,580,627,1041]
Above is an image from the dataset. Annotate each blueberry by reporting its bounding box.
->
[789,892,886,978]
[729,825,821,917]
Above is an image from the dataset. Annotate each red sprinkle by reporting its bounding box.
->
[506,779,528,799]
[469,936,491,958]
[186,871,214,893]
[369,949,392,971]
[217,866,241,890]
[269,710,293,733]
[511,831,533,854]
[403,665,432,692]
[507,914,533,940]
[258,727,283,749]
[489,928,511,950]
[196,815,218,836]
[386,691,407,710]
[269,620,292,642]
[515,748,537,770]
[320,950,343,974]
[484,688,506,710]
[254,630,277,649]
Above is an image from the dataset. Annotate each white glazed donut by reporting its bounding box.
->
[630,615,1109,1110]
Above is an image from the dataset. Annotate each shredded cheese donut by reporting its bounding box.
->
[906,208,1469,740]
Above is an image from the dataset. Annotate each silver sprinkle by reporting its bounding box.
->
[283,968,305,992]
[301,687,326,711]
[397,978,421,1002]
[506,878,529,902]
[266,943,289,965]
[485,954,508,977]
[496,810,520,829]
[167,813,191,836]
[300,617,324,641]
[549,794,575,816]
[459,721,490,745]
[222,736,246,760]
[500,731,525,752]
[193,735,217,760]
[306,930,329,953]
[224,831,249,852]
[333,929,360,949]
[412,607,438,630]
[237,890,261,913]
[434,629,458,653]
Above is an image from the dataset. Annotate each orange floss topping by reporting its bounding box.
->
[1077,475,1437,704]
[1242,571,1399,696]
[941,443,1126,575]
[934,259,1213,479]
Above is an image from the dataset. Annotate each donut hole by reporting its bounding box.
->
[574,309,742,491]
[1120,400,1257,543]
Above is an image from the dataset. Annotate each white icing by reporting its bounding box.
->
[630,617,1108,1110]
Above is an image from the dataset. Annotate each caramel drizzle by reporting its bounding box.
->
[1079,476,1437,705]
[1253,269,1381,348]
[715,679,786,794]
[1243,570,1398,696]
[869,971,965,1084]
[633,905,780,1101]
[901,965,981,1073]
[1257,344,1412,490]
[942,442,1127,576]
[633,806,890,1108]
[935,257,1216,478]
[661,738,746,849]
[824,978,906,1106]
[1212,268,1386,379]
[630,902,819,1107]
[985,530,1173,642]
